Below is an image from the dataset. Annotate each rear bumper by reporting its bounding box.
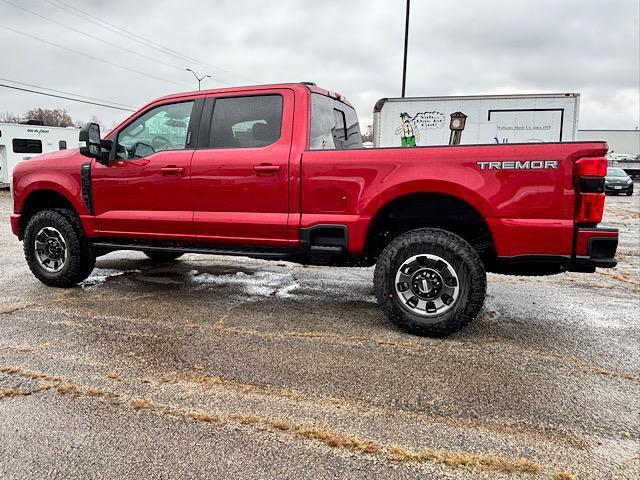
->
[10,214,21,238]
[492,226,618,275]
[568,227,618,272]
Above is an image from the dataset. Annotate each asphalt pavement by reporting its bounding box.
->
[1,189,638,479]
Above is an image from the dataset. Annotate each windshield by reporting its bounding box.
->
[607,168,627,177]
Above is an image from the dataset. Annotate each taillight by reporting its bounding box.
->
[575,157,607,177]
[574,157,607,224]
[576,193,605,223]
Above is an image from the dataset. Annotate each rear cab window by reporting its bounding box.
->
[309,93,362,150]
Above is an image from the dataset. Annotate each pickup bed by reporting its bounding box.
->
[10,83,618,335]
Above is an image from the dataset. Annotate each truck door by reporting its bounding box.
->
[190,89,293,246]
[91,99,202,240]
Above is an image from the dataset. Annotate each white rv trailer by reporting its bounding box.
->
[373,93,580,148]
[0,123,80,186]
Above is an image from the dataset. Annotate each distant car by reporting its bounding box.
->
[605,167,634,196]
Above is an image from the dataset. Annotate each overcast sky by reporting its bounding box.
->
[0,0,638,130]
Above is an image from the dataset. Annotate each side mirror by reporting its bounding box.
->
[132,141,155,159]
[79,123,104,161]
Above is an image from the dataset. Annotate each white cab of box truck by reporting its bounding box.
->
[373,93,580,148]
[0,123,80,186]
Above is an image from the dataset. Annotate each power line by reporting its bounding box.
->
[1,0,190,75]
[0,77,135,109]
[0,83,136,111]
[0,25,189,88]
[45,0,253,84]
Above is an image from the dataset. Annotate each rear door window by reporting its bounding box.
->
[309,93,362,150]
[208,95,283,149]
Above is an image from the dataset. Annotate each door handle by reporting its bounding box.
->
[161,167,184,176]
[253,164,280,175]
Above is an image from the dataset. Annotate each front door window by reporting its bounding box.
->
[116,101,194,160]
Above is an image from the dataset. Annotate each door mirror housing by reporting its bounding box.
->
[79,123,111,163]
[79,122,101,158]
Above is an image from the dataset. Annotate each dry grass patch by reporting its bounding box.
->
[2,365,115,401]
[52,383,114,398]
[599,270,640,289]
[387,445,541,474]
[553,471,576,480]
[7,345,33,353]
[105,371,121,381]
[293,425,382,454]
[0,303,36,315]
[586,365,639,382]
[0,387,31,399]
[185,409,222,423]
[129,397,157,411]
[0,366,61,382]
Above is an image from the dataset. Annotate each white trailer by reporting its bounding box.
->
[0,123,80,186]
[373,93,580,148]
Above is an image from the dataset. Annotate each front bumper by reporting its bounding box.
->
[10,214,21,238]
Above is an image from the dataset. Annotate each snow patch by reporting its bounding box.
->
[189,270,299,298]
[81,268,139,287]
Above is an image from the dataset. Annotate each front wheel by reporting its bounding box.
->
[23,210,95,287]
[374,228,487,336]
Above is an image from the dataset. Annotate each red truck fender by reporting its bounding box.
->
[11,174,94,238]
[362,179,496,219]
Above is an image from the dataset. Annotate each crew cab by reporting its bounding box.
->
[10,83,619,336]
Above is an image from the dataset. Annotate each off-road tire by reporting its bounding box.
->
[24,209,95,287]
[143,251,183,261]
[374,228,486,336]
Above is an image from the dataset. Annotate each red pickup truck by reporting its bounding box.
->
[10,83,618,336]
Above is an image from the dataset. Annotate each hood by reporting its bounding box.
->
[27,148,80,162]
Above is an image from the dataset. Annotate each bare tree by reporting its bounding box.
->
[76,115,105,130]
[0,111,21,123]
[362,124,374,143]
[23,108,74,127]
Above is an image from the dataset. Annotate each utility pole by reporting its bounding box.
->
[401,0,410,97]
[186,68,211,91]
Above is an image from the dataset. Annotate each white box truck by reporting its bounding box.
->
[0,123,80,186]
[373,93,580,148]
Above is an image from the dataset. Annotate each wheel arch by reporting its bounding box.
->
[17,187,80,239]
[364,191,498,267]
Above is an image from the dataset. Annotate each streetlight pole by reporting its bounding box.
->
[401,0,410,97]
[186,68,211,91]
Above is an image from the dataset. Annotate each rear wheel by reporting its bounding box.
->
[374,228,486,336]
[143,251,183,261]
[24,209,95,287]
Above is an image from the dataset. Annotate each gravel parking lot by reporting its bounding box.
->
[1,189,638,480]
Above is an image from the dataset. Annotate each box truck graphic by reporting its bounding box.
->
[374,93,580,148]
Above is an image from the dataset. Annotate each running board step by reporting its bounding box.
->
[309,245,343,254]
[92,241,294,259]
